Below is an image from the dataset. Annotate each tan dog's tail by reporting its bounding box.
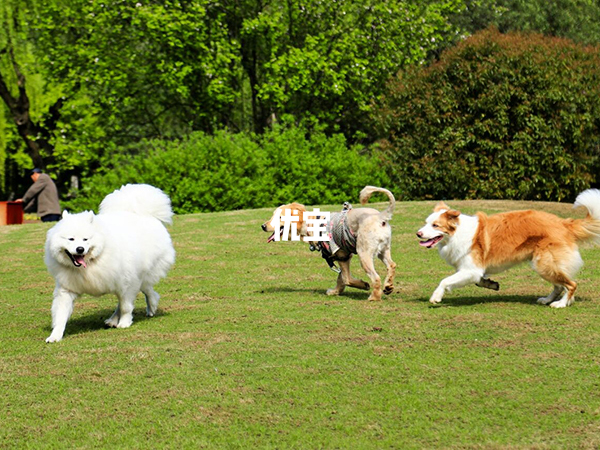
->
[571,189,600,243]
[359,186,395,221]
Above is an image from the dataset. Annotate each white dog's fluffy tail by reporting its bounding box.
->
[359,186,395,221]
[573,188,600,243]
[99,184,174,225]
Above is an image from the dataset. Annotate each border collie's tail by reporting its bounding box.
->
[99,184,173,225]
[359,186,395,221]
[572,189,600,244]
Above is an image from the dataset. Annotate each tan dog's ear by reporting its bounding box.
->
[289,203,306,232]
[289,203,306,213]
[434,201,450,212]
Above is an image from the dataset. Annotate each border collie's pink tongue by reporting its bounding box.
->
[74,255,87,268]
[419,236,443,248]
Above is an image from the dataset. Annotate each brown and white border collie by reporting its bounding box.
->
[416,189,600,307]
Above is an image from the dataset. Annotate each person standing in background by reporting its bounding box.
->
[15,168,61,222]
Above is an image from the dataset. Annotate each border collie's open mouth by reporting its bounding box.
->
[267,226,285,243]
[65,250,87,268]
[418,235,443,249]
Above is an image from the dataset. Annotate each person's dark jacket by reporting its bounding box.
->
[22,173,61,218]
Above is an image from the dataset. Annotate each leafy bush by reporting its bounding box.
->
[372,27,600,201]
[62,124,389,214]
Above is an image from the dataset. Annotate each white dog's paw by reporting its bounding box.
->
[116,317,133,328]
[45,334,63,343]
[104,316,119,328]
[429,289,444,304]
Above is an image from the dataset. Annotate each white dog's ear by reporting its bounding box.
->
[87,211,95,223]
[62,210,70,218]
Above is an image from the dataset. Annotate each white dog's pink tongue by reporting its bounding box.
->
[74,255,87,268]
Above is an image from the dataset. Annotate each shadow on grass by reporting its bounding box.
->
[410,294,593,307]
[258,286,374,301]
[411,294,544,307]
[44,308,168,338]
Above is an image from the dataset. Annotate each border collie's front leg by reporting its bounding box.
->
[476,277,500,291]
[430,269,483,304]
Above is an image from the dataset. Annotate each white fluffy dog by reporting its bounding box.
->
[44,184,176,342]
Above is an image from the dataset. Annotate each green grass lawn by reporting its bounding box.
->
[1,199,600,449]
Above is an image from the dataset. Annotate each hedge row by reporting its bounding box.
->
[63,124,389,214]
[373,27,600,201]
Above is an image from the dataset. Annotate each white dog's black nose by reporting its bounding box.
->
[416,231,423,239]
[76,246,85,254]
[261,223,267,231]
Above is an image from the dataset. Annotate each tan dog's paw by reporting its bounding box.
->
[326,288,341,296]
[383,285,394,295]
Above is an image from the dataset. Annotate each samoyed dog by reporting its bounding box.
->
[44,184,176,342]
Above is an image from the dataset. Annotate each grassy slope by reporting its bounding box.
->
[1,199,600,449]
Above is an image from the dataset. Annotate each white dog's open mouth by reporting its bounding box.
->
[65,250,88,268]
[267,226,284,243]
[418,236,443,248]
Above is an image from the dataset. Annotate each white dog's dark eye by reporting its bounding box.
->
[83,238,88,242]
[68,238,75,241]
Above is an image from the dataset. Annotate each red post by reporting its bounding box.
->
[0,201,24,225]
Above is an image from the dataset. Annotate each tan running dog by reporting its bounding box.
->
[262,186,397,301]
[416,189,600,307]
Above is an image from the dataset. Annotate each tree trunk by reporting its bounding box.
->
[0,47,54,169]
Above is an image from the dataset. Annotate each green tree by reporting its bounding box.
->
[2,0,466,197]
[449,0,600,45]
[0,0,55,173]
[34,0,464,141]
[238,0,464,137]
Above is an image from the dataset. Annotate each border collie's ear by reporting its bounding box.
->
[434,201,450,212]
[446,209,461,220]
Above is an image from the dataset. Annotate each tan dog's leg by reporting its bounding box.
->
[357,251,382,301]
[379,248,396,295]
[326,258,370,296]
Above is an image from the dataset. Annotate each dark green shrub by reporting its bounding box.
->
[372,27,600,201]
[63,125,388,213]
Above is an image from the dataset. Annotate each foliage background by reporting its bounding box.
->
[2,0,600,210]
